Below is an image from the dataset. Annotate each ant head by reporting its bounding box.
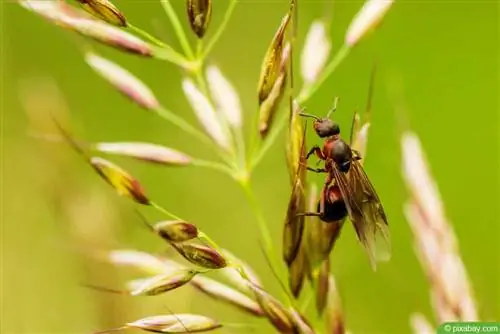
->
[313,118,340,138]
[298,98,341,138]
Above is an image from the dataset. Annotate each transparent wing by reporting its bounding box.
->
[330,160,391,270]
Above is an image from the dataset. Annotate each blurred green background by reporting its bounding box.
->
[1,0,498,333]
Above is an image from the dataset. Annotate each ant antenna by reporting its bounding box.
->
[298,111,320,120]
[326,96,339,118]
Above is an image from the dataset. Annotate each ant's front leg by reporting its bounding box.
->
[306,145,326,161]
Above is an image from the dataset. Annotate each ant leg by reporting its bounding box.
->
[306,145,325,161]
[295,212,322,218]
[300,163,327,173]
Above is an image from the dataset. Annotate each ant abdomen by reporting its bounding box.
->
[319,185,348,222]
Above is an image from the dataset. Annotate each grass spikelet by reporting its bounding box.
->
[126,269,201,296]
[107,249,171,274]
[257,3,293,104]
[219,249,262,289]
[286,100,305,183]
[410,313,435,334]
[96,314,221,333]
[258,43,291,138]
[345,0,394,47]
[288,246,308,298]
[301,20,331,86]
[351,65,376,159]
[323,272,345,334]
[95,142,192,166]
[206,65,242,129]
[90,157,150,205]
[402,131,478,322]
[20,0,152,56]
[182,78,231,151]
[172,242,227,269]
[247,282,298,333]
[76,0,127,27]
[149,220,199,243]
[282,176,306,266]
[187,0,213,38]
[190,275,265,316]
[289,308,314,334]
[85,53,159,110]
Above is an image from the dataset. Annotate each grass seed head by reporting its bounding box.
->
[219,249,262,290]
[315,259,330,315]
[283,121,307,266]
[153,220,199,243]
[345,0,394,47]
[288,247,308,298]
[125,314,221,333]
[85,53,159,110]
[206,65,242,128]
[20,0,151,56]
[187,0,213,38]
[301,20,331,85]
[107,249,173,274]
[173,242,227,269]
[182,78,231,151]
[410,313,435,334]
[257,8,292,104]
[289,308,314,334]
[191,276,265,316]
[324,273,345,334]
[286,100,306,183]
[283,177,306,266]
[96,142,192,166]
[76,0,127,27]
[127,269,199,296]
[247,282,298,333]
[90,157,150,205]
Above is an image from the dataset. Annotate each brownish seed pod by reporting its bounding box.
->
[190,276,265,316]
[247,282,299,333]
[129,269,199,296]
[173,242,227,269]
[76,0,127,27]
[257,10,292,104]
[90,157,150,205]
[154,220,199,243]
[187,0,212,38]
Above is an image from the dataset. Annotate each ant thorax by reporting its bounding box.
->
[323,138,352,173]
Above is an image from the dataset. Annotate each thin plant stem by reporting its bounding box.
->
[191,158,236,175]
[151,45,194,69]
[154,106,236,168]
[234,128,247,174]
[128,24,168,48]
[201,0,237,60]
[151,201,183,220]
[239,180,275,265]
[154,106,211,145]
[250,110,287,170]
[160,0,195,59]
